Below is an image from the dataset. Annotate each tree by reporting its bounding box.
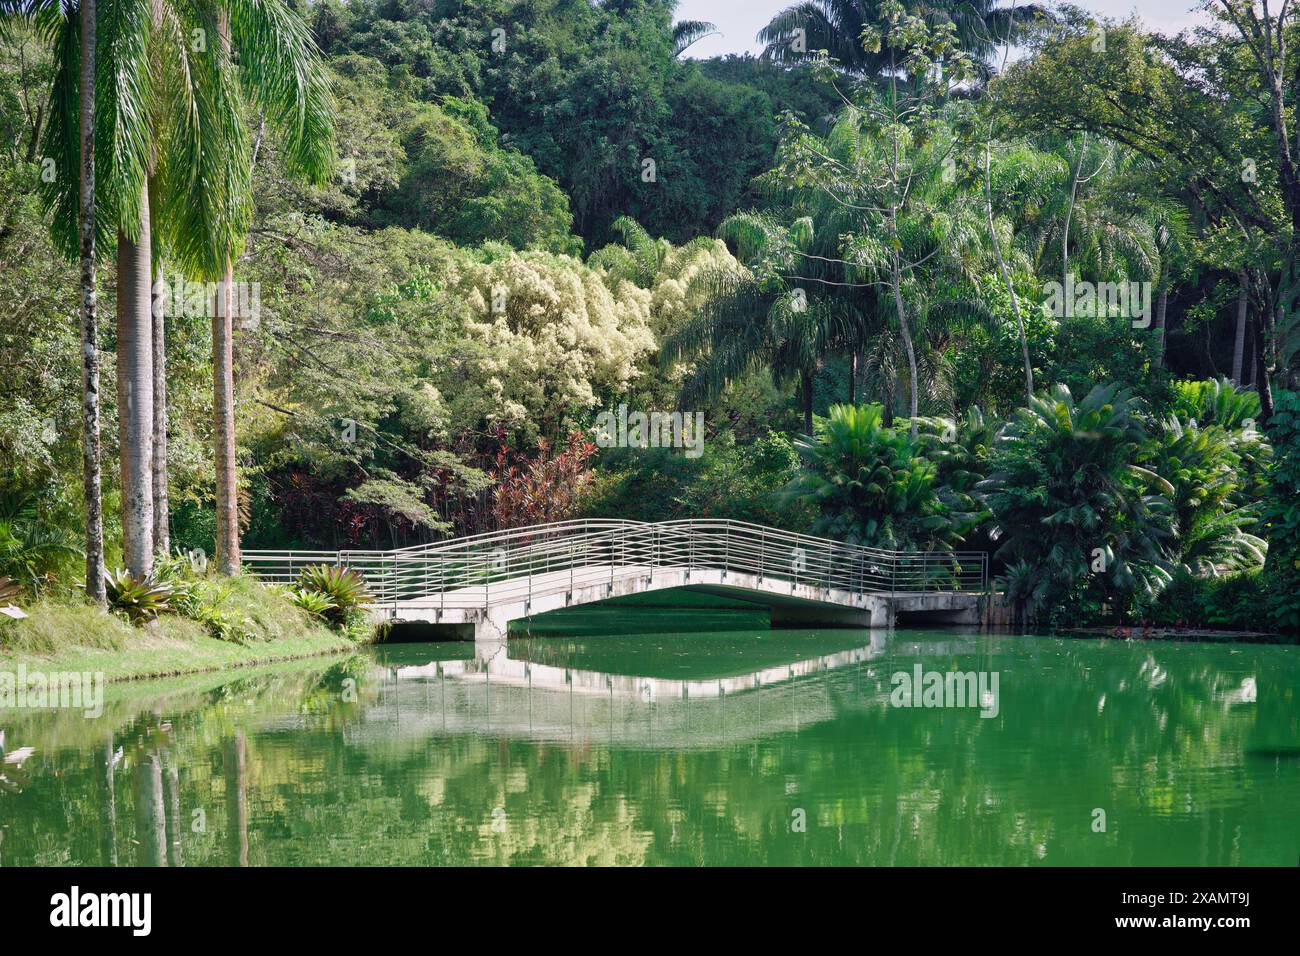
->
[759,0,1047,78]
[665,211,835,434]
[764,3,988,435]
[993,16,1292,421]
[2,0,107,596]
[33,0,333,577]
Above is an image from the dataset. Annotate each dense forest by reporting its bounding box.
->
[2,0,1299,637]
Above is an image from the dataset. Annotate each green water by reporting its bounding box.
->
[1,626,1298,866]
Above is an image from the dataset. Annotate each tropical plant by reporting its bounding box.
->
[791,403,975,549]
[104,568,173,623]
[980,383,1174,624]
[1147,417,1265,576]
[492,432,598,530]
[665,211,836,434]
[0,493,81,595]
[1261,390,1300,632]
[297,564,371,626]
[286,587,334,620]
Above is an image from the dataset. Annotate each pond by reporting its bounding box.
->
[1,625,1297,865]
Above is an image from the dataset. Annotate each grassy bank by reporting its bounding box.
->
[0,577,358,683]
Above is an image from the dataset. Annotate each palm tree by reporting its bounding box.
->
[759,0,1046,77]
[2,0,107,598]
[665,210,842,434]
[980,383,1175,623]
[36,0,333,578]
[78,0,105,600]
[671,19,716,57]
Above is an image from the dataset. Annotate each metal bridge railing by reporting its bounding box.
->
[243,519,988,614]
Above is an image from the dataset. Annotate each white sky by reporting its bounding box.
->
[675,1,1213,60]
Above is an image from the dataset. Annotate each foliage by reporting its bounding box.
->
[0,493,82,597]
[492,433,597,529]
[1261,391,1300,632]
[583,430,812,530]
[1146,417,1265,576]
[287,587,335,621]
[1137,568,1271,632]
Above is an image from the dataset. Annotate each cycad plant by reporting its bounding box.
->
[980,383,1174,624]
[1148,417,1266,576]
[791,403,974,549]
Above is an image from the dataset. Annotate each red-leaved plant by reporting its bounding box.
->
[491,432,597,529]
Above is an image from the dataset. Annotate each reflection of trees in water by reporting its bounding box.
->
[0,639,1295,865]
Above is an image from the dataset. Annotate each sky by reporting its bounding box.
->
[674,1,1213,60]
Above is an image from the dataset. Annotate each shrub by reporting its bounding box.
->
[980,384,1174,625]
[1139,568,1271,632]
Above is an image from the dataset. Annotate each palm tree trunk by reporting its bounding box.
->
[1062,132,1088,281]
[1232,272,1248,384]
[116,185,155,579]
[224,732,249,866]
[1154,287,1168,368]
[214,13,241,576]
[800,369,814,435]
[890,268,919,438]
[133,750,167,867]
[79,0,106,604]
[847,351,857,404]
[151,249,169,556]
[214,259,240,574]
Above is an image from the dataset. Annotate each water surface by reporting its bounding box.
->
[1,626,1297,865]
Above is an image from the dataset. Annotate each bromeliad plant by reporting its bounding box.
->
[296,565,372,627]
[286,587,335,621]
[104,569,174,624]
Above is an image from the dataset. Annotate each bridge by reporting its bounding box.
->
[242,519,988,645]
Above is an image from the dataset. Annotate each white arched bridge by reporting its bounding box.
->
[242,519,989,644]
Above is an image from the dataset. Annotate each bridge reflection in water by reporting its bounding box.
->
[339,630,993,749]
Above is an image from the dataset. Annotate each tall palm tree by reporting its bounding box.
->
[36,0,333,577]
[2,0,108,597]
